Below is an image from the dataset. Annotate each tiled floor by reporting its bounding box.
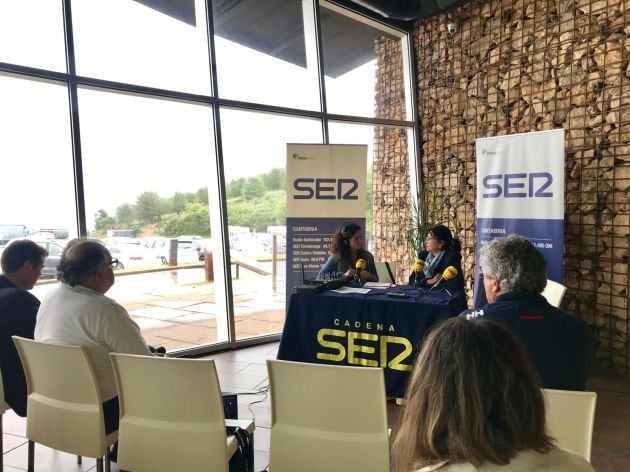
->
[2,342,630,471]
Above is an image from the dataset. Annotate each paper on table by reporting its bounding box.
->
[364,281,393,288]
[330,286,372,294]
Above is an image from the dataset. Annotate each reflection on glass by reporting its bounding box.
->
[77,87,223,349]
[0,1,66,72]
[329,122,415,258]
[221,107,322,339]
[72,0,211,94]
[320,3,409,119]
[213,0,320,110]
[0,74,76,263]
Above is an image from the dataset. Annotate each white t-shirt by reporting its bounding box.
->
[35,283,151,401]
[415,448,594,472]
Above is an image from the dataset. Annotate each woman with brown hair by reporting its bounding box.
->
[391,318,593,471]
[317,222,377,282]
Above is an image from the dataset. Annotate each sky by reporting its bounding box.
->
[0,0,390,232]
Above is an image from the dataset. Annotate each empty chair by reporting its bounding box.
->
[541,279,567,307]
[543,388,597,462]
[267,359,389,472]
[110,353,253,472]
[375,261,397,284]
[12,336,116,472]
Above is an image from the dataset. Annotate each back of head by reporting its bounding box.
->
[57,239,108,287]
[430,224,461,252]
[480,234,547,293]
[392,318,551,471]
[1,239,48,273]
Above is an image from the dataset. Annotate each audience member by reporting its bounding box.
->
[317,222,378,282]
[408,224,464,291]
[35,238,151,436]
[391,317,594,471]
[460,234,593,390]
[0,240,48,416]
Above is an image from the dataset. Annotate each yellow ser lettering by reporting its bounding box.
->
[316,329,346,361]
[380,336,413,371]
[347,332,378,367]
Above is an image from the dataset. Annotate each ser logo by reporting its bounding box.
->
[315,328,413,371]
[482,172,553,198]
[293,178,358,200]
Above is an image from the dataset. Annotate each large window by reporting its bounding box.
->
[0,0,416,353]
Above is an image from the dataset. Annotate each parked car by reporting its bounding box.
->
[177,236,206,261]
[142,237,199,264]
[106,240,162,270]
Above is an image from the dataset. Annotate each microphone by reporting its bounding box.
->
[354,258,366,282]
[430,266,458,292]
[412,258,425,286]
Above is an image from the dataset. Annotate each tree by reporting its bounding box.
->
[159,202,210,237]
[135,191,163,224]
[94,209,115,231]
[116,204,136,226]
[242,177,265,200]
[261,167,285,191]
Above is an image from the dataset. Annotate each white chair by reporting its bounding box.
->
[12,336,116,472]
[110,353,254,472]
[541,279,567,307]
[267,359,390,472]
[375,261,397,284]
[542,388,597,462]
[1,370,8,470]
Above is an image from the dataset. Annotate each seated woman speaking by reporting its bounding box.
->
[391,318,594,472]
[408,224,464,291]
[317,222,378,282]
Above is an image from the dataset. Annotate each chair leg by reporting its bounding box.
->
[77,454,82,464]
[27,440,34,472]
[96,457,104,472]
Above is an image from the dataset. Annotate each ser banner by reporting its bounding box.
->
[286,144,367,296]
[473,129,565,308]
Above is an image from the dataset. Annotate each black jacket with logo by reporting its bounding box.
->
[459,291,593,391]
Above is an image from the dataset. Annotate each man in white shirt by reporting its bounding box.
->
[35,238,151,436]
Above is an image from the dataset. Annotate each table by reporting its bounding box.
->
[277,285,467,398]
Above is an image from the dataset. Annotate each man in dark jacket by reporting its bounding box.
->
[0,240,48,416]
[460,235,593,391]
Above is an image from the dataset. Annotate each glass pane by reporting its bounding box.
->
[221,107,322,340]
[72,0,211,94]
[213,0,320,110]
[0,0,66,72]
[77,87,224,351]
[320,2,410,119]
[329,122,415,285]
[0,74,77,278]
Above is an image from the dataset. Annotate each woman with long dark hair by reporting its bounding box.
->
[317,222,377,282]
[391,318,593,471]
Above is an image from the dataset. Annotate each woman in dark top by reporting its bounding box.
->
[409,224,464,291]
[317,222,378,282]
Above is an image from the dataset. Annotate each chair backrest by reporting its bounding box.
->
[12,336,108,457]
[110,353,230,472]
[267,360,390,472]
[543,388,597,462]
[541,279,567,307]
[375,261,397,284]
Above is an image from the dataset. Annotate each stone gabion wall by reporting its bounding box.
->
[414,0,630,370]
[372,37,414,283]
